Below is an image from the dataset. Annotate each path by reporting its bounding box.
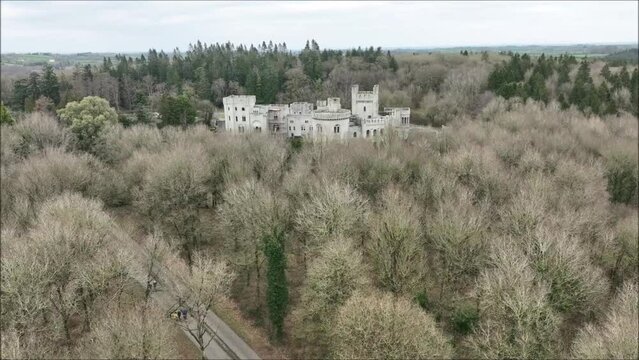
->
[126,239,260,360]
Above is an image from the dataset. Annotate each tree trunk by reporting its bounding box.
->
[56,287,72,345]
[255,248,261,312]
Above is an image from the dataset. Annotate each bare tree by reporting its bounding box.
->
[175,254,235,360]
[467,239,560,359]
[571,282,638,359]
[332,291,452,359]
[367,186,423,295]
[292,238,368,357]
[83,301,177,359]
[294,181,369,267]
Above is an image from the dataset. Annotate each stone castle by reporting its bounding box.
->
[222,85,410,140]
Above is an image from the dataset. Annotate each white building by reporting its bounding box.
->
[222,84,410,140]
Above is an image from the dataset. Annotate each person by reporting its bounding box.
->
[150,278,158,291]
[170,311,178,320]
[181,308,188,320]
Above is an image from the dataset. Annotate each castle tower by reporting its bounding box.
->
[351,84,379,119]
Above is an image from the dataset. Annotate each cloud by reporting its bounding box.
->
[1,1,637,53]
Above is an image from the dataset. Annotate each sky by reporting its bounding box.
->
[1,1,638,53]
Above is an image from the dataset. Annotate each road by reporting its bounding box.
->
[127,241,260,360]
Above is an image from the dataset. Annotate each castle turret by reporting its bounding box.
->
[351,84,379,120]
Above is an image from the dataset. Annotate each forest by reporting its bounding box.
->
[1,40,638,359]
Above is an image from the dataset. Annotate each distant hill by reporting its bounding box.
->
[605,48,639,64]
[389,44,637,57]
[1,52,142,67]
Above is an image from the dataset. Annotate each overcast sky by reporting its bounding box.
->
[1,1,637,53]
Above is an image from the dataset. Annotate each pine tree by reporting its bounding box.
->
[619,65,631,88]
[598,82,617,115]
[630,68,638,116]
[569,60,595,112]
[600,64,612,81]
[40,64,60,105]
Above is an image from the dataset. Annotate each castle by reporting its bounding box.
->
[222,85,410,140]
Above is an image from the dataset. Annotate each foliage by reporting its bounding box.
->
[57,96,118,152]
[605,151,638,205]
[158,94,197,127]
[0,102,14,125]
[264,228,289,340]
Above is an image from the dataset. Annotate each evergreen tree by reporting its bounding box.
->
[557,62,571,85]
[387,51,398,72]
[158,94,196,127]
[598,82,617,115]
[630,68,638,116]
[569,60,595,112]
[264,228,288,340]
[12,79,30,111]
[526,72,549,103]
[40,64,60,105]
[194,66,210,100]
[600,64,612,81]
[619,65,631,88]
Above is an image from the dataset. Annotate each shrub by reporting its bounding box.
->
[452,304,480,335]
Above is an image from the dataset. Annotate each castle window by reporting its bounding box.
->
[309,126,313,132]
[235,107,237,111]
[242,107,245,111]
[301,125,305,131]
[235,116,238,122]
[255,126,261,132]
[366,130,370,137]
[368,115,371,119]
[239,126,245,133]
[353,132,357,138]
[228,116,231,121]
[242,116,246,122]
[373,129,378,136]
[364,106,367,112]
[334,125,340,133]
[317,125,322,133]
[274,115,278,120]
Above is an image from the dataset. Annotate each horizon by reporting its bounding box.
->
[2,1,638,53]
[2,42,637,56]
